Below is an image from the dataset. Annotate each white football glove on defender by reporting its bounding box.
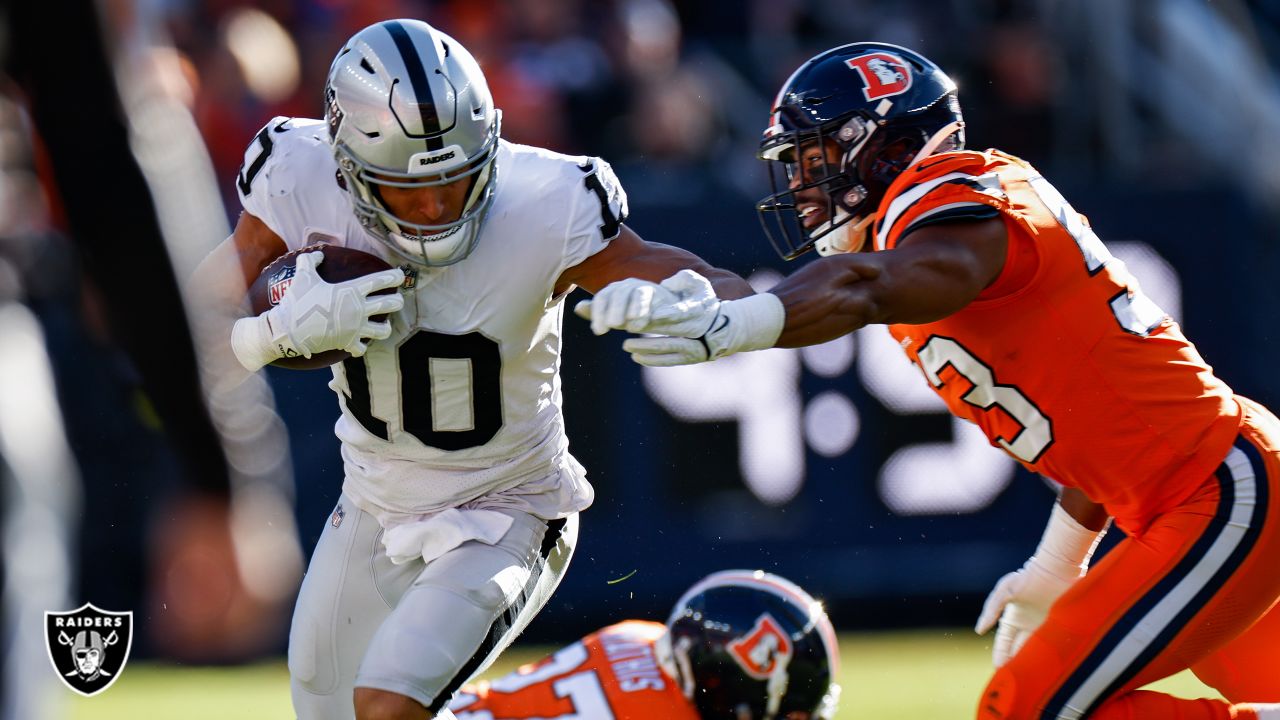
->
[230,250,405,371]
[974,503,1108,667]
[574,270,785,366]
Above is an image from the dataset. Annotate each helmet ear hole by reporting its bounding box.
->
[862,134,922,189]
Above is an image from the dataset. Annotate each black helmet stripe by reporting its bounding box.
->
[383,20,445,150]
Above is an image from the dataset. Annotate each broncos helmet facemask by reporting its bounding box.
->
[325,19,500,267]
[661,570,841,720]
[757,42,965,260]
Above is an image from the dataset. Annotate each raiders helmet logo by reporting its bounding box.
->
[45,603,134,697]
[325,84,345,142]
[727,613,793,680]
[846,52,913,101]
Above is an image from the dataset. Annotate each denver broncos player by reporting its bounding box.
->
[448,570,840,720]
[189,18,751,720]
[579,43,1280,719]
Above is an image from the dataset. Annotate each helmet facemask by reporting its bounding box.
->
[758,114,877,260]
[333,112,501,267]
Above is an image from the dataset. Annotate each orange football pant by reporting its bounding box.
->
[979,398,1280,719]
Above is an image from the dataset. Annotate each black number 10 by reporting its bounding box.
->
[340,331,503,451]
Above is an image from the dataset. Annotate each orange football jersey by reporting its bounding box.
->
[876,149,1241,533]
[449,621,700,720]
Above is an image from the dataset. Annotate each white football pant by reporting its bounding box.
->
[288,493,577,719]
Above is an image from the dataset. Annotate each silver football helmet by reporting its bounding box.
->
[325,19,500,266]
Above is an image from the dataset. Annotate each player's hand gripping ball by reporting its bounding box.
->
[248,244,403,369]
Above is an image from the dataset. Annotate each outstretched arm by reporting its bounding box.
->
[771,215,1009,347]
[579,215,1010,365]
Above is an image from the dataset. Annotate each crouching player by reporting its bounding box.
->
[449,570,840,720]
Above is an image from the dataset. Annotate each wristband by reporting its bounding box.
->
[231,312,295,372]
[703,293,786,359]
[1035,503,1108,580]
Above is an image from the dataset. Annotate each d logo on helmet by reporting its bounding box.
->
[846,53,913,101]
[727,613,794,679]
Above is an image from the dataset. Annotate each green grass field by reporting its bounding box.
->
[66,629,1221,719]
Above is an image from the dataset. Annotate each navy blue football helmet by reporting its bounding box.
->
[662,570,840,719]
[757,42,965,260]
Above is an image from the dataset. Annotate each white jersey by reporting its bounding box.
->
[236,117,626,524]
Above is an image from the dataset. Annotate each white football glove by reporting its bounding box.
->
[231,250,405,371]
[974,503,1107,667]
[575,270,721,338]
[575,270,785,366]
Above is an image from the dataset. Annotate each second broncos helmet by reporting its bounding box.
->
[661,570,841,720]
[757,42,965,260]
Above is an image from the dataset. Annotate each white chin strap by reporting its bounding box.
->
[390,221,469,265]
[764,654,791,718]
[911,120,965,166]
[815,211,874,256]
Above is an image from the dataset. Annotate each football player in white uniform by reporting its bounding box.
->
[189,18,752,720]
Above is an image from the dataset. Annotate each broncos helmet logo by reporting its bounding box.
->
[846,52,913,101]
[727,613,794,679]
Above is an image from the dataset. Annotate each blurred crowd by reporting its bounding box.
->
[157,0,1065,214]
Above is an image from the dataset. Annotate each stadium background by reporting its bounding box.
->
[11,0,1280,717]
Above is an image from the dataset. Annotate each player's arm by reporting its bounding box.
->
[188,211,403,372]
[565,225,779,345]
[975,485,1111,666]
[1058,485,1110,532]
[584,215,1008,366]
[185,212,289,382]
[555,224,753,299]
[192,211,290,303]
[770,215,1008,347]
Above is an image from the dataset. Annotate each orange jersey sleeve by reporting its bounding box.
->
[449,621,700,720]
[877,150,1241,533]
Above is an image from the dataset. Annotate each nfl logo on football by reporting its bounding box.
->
[268,265,297,305]
[45,603,134,697]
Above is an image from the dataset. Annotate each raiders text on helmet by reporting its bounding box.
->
[757,42,965,260]
[661,570,841,720]
[325,19,500,266]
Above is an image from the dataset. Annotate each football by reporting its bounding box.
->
[248,243,397,370]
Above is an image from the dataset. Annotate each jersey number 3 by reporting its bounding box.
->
[910,174,1170,465]
[341,331,503,451]
[917,336,1053,464]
